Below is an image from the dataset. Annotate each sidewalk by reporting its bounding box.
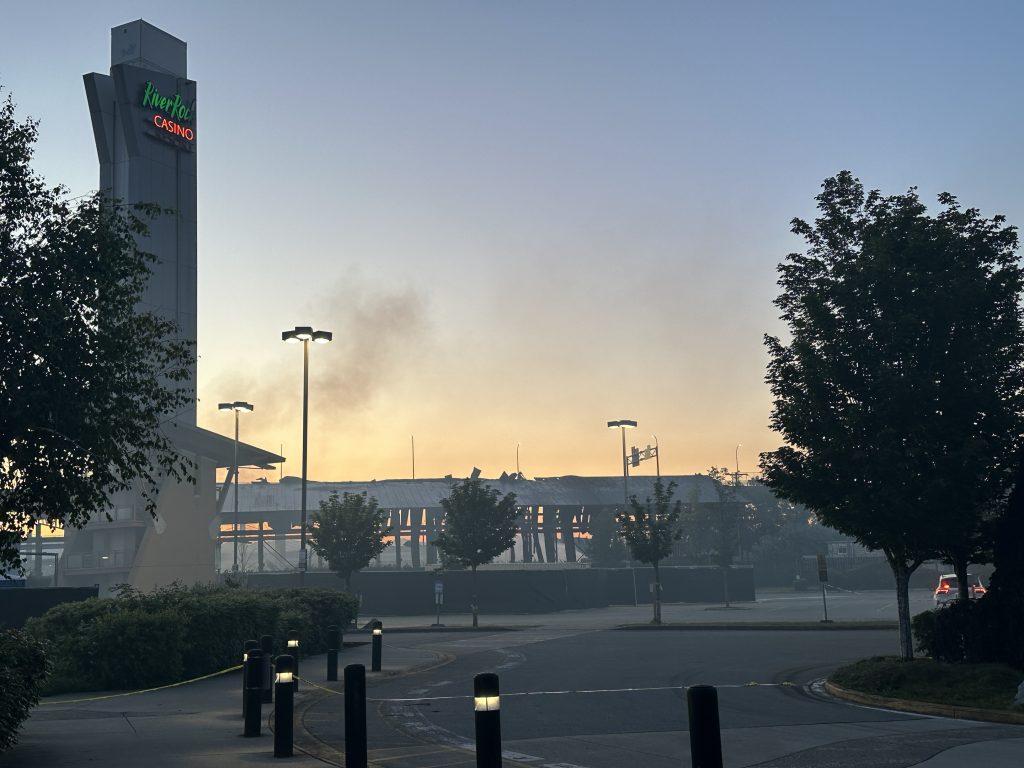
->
[0,640,440,768]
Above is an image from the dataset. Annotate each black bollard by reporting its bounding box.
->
[287,629,300,690]
[244,648,263,737]
[473,672,502,768]
[327,624,340,682]
[260,634,274,704]
[687,685,723,768]
[242,639,258,720]
[273,654,295,758]
[371,620,382,672]
[344,664,368,768]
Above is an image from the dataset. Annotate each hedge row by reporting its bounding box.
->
[0,629,50,751]
[24,583,358,694]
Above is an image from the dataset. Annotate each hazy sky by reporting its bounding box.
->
[4,2,1024,483]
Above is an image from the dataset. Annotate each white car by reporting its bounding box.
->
[933,573,987,606]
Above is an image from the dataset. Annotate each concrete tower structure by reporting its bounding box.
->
[57,21,282,593]
[84,20,198,422]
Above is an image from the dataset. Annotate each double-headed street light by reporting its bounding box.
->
[607,419,637,504]
[219,400,254,572]
[282,326,332,584]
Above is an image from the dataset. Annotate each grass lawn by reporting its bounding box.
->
[830,656,1024,711]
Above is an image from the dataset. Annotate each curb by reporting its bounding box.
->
[288,648,456,767]
[824,680,1024,724]
[614,621,898,631]
[350,625,533,634]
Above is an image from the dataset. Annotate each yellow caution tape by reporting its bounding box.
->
[40,664,243,705]
[294,675,344,696]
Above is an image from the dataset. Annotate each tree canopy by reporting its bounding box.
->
[0,91,194,574]
[434,478,517,627]
[618,478,682,623]
[309,491,389,590]
[761,171,1024,659]
[434,478,518,571]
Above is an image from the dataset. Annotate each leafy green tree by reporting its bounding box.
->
[433,478,517,627]
[309,491,389,590]
[761,171,1024,659]
[617,478,682,624]
[0,91,194,575]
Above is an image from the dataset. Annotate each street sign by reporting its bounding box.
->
[816,554,828,583]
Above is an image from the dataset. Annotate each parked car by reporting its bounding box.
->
[933,573,987,606]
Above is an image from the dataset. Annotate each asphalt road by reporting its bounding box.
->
[304,622,1023,767]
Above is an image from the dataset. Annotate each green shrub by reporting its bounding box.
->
[25,584,358,694]
[913,594,1024,670]
[0,629,50,751]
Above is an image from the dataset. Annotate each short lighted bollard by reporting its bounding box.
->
[260,634,274,704]
[273,654,295,758]
[326,624,340,681]
[371,621,382,672]
[344,664,368,768]
[687,684,723,768]
[287,630,300,690]
[473,672,502,768]
[243,648,263,737]
[242,639,258,720]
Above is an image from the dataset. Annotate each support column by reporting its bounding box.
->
[561,507,578,563]
[257,514,265,572]
[541,506,558,563]
[410,509,422,569]
[426,510,439,565]
[393,510,402,569]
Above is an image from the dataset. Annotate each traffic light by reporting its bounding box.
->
[630,447,640,467]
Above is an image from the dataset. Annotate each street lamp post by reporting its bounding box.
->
[282,326,333,585]
[219,400,254,572]
[607,420,637,504]
[735,444,742,486]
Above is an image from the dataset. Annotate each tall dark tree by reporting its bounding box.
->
[433,478,518,627]
[309,491,389,590]
[761,171,1024,659]
[617,478,682,624]
[0,92,194,575]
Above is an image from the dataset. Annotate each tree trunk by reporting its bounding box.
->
[471,565,479,628]
[889,554,915,661]
[652,560,662,624]
[953,555,970,602]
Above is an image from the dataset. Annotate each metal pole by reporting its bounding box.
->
[687,685,723,768]
[474,673,502,767]
[243,649,263,737]
[371,621,382,672]
[653,434,660,478]
[344,664,368,768]
[273,655,295,758]
[242,639,258,720]
[260,634,273,704]
[327,625,339,682]
[232,409,240,571]
[620,426,628,504]
[300,338,309,586]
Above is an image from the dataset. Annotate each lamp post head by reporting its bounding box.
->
[283,326,332,344]
[607,419,637,429]
[220,401,254,413]
[282,326,313,343]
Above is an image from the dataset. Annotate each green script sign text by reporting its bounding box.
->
[142,81,193,122]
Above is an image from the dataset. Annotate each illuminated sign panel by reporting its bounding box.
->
[141,80,195,145]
